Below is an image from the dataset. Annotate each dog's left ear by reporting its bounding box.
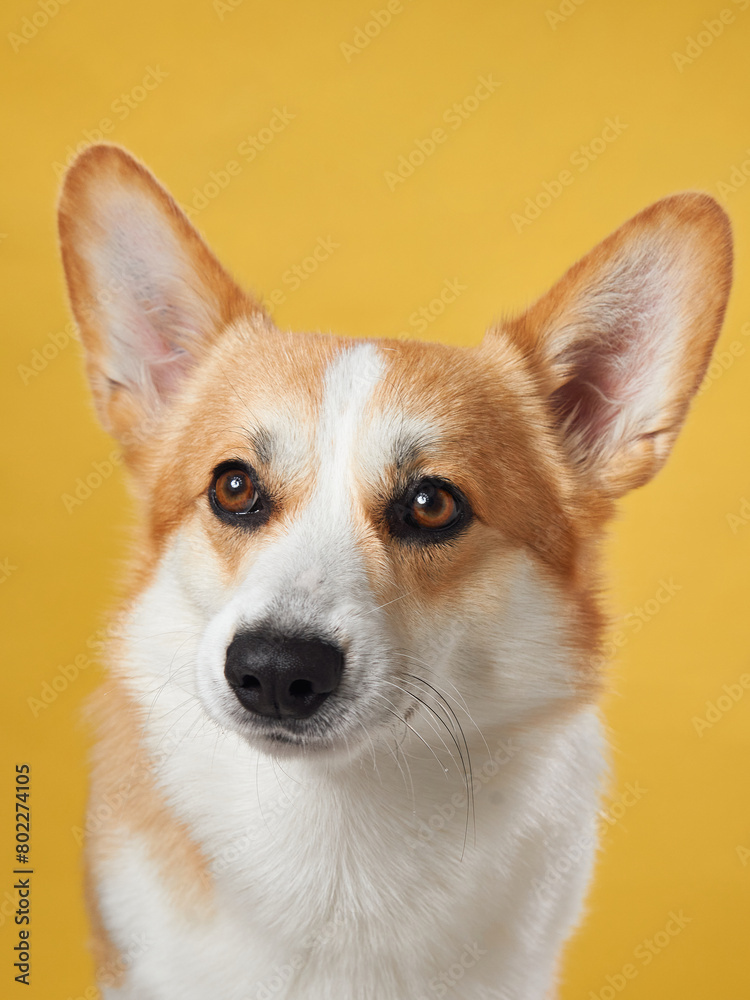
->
[58,144,258,445]
[492,193,732,498]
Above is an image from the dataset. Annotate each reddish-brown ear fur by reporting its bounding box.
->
[58,144,261,445]
[493,193,732,497]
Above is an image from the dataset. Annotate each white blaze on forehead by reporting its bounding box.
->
[316,342,443,496]
[315,342,386,502]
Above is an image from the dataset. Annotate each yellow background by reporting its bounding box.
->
[2,0,749,997]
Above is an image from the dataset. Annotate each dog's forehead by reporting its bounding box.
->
[196,325,518,474]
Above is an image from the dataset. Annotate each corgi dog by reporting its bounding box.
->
[58,144,732,1000]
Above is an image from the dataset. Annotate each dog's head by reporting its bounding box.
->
[58,145,731,758]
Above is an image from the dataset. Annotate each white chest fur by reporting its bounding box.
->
[96,668,605,1000]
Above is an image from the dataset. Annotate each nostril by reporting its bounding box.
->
[224,630,344,721]
[288,678,314,699]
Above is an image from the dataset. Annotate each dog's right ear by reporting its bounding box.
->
[58,144,258,444]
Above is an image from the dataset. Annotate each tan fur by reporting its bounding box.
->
[83,851,123,988]
[84,679,214,935]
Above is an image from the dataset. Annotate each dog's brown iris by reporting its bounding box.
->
[410,483,458,529]
[214,468,258,514]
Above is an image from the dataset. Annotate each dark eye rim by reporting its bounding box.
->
[387,476,471,544]
[208,460,271,529]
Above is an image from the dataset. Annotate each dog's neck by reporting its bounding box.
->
[97,595,606,998]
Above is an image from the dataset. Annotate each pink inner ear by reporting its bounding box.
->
[550,347,620,453]
[94,205,212,403]
[548,279,672,462]
[112,291,195,403]
[90,196,213,405]
[146,343,192,398]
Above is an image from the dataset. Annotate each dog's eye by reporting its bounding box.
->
[211,465,261,516]
[410,482,459,529]
[389,477,468,541]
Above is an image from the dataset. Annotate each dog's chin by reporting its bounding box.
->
[239,721,366,764]
[206,697,369,763]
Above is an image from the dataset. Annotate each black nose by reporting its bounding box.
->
[224,630,344,720]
